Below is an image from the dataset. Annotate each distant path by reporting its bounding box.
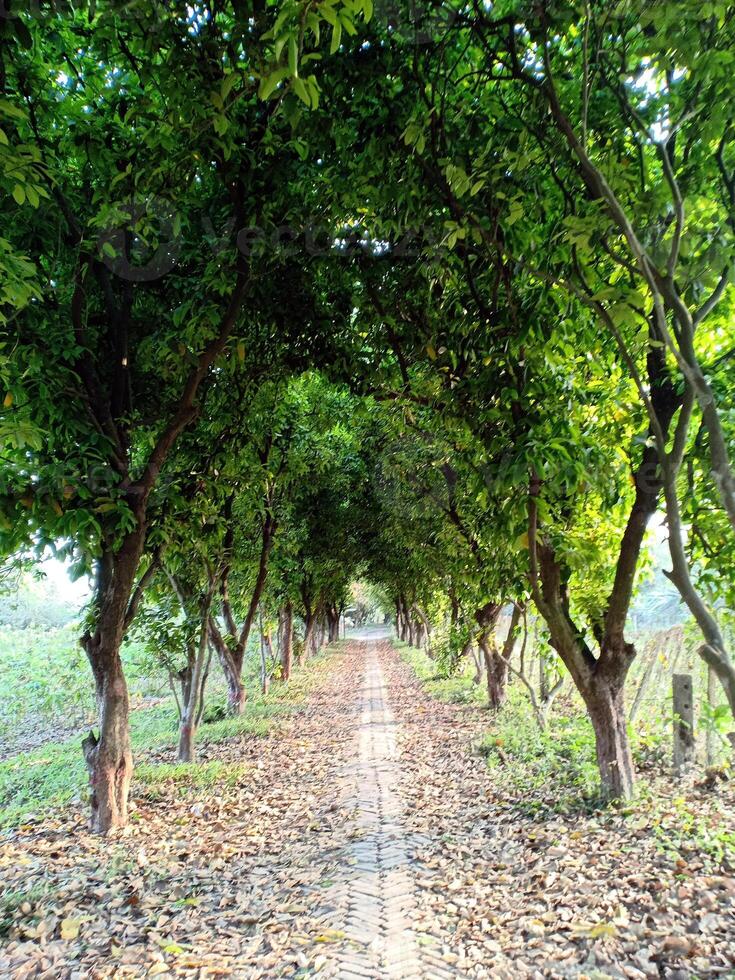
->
[345,623,394,641]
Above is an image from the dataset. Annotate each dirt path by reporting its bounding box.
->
[1,640,733,979]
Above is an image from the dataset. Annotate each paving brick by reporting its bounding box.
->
[315,645,463,980]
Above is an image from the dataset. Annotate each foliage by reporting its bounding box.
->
[0,628,157,751]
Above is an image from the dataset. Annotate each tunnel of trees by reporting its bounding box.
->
[0,0,734,834]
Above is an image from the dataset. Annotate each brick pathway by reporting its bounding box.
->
[325,643,455,980]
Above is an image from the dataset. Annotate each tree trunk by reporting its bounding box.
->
[414,619,424,649]
[397,595,408,642]
[178,719,195,763]
[584,681,635,800]
[303,614,315,663]
[173,656,195,762]
[413,605,431,652]
[208,619,246,714]
[539,648,550,702]
[484,604,521,708]
[474,602,503,707]
[450,592,459,627]
[327,605,339,643]
[264,629,274,668]
[209,508,275,713]
[178,591,213,763]
[487,651,508,711]
[528,475,653,802]
[479,638,508,711]
[470,644,483,685]
[81,653,132,833]
[316,614,324,653]
[81,535,144,834]
[73,268,245,833]
[221,656,245,713]
[259,623,270,696]
[707,665,718,766]
[280,602,293,681]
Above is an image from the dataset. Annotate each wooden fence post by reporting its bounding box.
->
[672,673,695,773]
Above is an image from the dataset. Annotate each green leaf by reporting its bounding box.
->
[320,5,338,27]
[259,67,290,100]
[220,72,238,102]
[288,35,298,77]
[330,19,342,54]
[340,10,358,35]
[293,77,311,106]
[274,33,288,62]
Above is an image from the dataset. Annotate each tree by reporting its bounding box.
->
[0,3,339,830]
[132,557,217,763]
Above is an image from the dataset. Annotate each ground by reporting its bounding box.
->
[0,636,734,978]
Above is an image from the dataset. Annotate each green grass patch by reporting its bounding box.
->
[135,760,251,795]
[645,789,735,867]
[394,639,486,706]
[0,627,164,748]
[0,701,181,827]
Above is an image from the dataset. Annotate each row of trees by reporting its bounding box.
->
[0,0,733,829]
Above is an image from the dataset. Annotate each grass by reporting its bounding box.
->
[135,760,251,795]
[0,641,339,829]
[0,627,94,743]
[395,639,486,706]
[0,626,165,751]
[477,688,604,810]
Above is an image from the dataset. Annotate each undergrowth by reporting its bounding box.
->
[0,627,161,749]
[397,638,735,867]
[0,643,338,829]
[395,639,486,706]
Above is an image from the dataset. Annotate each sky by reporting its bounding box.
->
[39,556,91,605]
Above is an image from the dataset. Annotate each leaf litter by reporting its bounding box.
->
[0,641,733,979]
